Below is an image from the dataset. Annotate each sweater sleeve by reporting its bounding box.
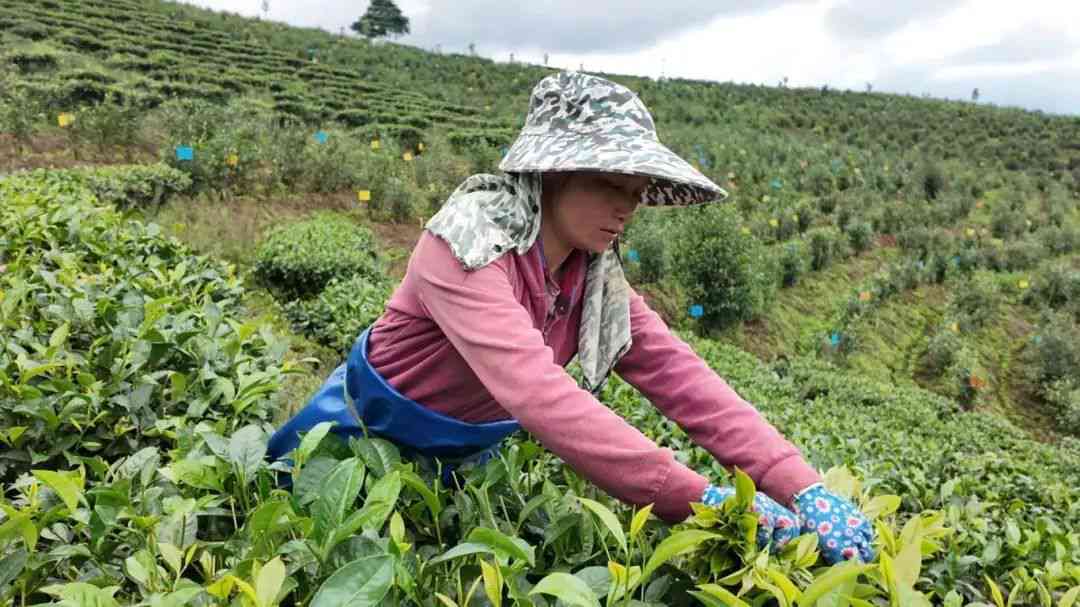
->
[411,233,708,522]
[613,288,821,508]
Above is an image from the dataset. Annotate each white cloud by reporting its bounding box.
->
[180,0,1080,115]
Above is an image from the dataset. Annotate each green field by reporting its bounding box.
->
[2,0,1080,605]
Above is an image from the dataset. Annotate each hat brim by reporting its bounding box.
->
[498,132,728,206]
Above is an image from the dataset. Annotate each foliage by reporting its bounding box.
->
[284,274,395,354]
[253,212,384,300]
[671,204,778,330]
[350,0,411,39]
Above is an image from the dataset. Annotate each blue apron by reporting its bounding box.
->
[267,327,521,487]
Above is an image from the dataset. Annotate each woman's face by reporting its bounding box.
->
[544,171,650,254]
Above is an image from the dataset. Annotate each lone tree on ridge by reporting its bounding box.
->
[351,0,411,40]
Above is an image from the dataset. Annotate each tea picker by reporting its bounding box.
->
[268,72,875,564]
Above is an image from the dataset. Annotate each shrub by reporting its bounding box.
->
[254,212,384,300]
[1023,263,1080,313]
[1039,225,1080,255]
[1046,379,1080,436]
[920,161,946,200]
[284,274,394,354]
[778,239,807,287]
[624,210,672,284]
[845,220,874,254]
[671,204,778,330]
[948,274,1001,331]
[1025,311,1080,387]
[67,92,142,154]
[806,226,844,271]
[990,203,1026,239]
[924,327,962,377]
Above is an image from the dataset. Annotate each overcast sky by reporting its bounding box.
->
[182,0,1080,116]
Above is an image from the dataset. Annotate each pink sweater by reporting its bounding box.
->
[367,230,821,522]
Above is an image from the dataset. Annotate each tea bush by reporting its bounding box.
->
[778,239,807,287]
[844,218,874,254]
[284,274,395,354]
[948,274,1002,331]
[253,212,384,300]
[1024,310,1080,388]
[624,209,673,284]
[1024,262,1080,314]
[0,168,288,481]
[806,226,845,271]
[1046,379,1080,436]
[924,327,962,377]
[671,204,777,330]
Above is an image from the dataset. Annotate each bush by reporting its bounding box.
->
[624,210,672,284]
[1046,379,1080,436]
[920,161,946,200]
[990,203,1026,239]
[844,220,874,254]
[1023,263,1080,314]
[1025,310,1080,387]
[778,240,807,287]
[948,274,1001,331]
[1039,225,1080,255]
[254,212,384,300]
[67,92,143,154]
[284,274,394,354]
[671,204,778,330]
[806,226,844,271]
[924,327,962,377]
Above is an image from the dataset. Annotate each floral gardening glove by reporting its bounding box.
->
[701,485,800,550]
[791,483,876,563]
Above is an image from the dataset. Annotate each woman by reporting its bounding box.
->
[268,71,875,564]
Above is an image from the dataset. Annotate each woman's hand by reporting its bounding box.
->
[701,485,799,551]
[791,483,876,563]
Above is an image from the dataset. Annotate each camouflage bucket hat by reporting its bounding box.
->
[499,71,728,206]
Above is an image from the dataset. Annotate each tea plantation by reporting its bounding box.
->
[1,0,1080,605]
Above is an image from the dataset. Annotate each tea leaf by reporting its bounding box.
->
[310,555,394,607]
[480,559,503,607]
[1059,586,1080,607]
[32,468,84,513]
[428,542,494,566]
[577,497,627,553]
[630,504,653,540]
[797,561,870,606]
[228,424,267,480]
[296,421,334,463]
[530,572,600,607]
[696,583,752,607]
[466,527,535,566]
[41,582,121,607]
[255,557,286,607]
[641,530,720,586]
[985,575,1005,607]
[313,457,366,544]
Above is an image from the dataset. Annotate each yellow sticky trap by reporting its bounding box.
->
[403,152,413,161]
[858,291,871,302]
[965,228,976,238]
[357,190,371,202]
[418,142,425,151]
[950,322,959,333]
[1018,279,1029,290]
[371,140,381,150]
[58,112,75,127]
[791,214,799,222]
[740,227,751,235]
[769,219,779,228]
[226,154,239,167]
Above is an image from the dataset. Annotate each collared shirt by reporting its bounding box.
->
[367,230,820,522]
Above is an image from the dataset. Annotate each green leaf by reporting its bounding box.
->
[640,530,719,586]
[695,583,752,607]
[732,467,756,508]
[529,572,601,607]
[797,561,870,606]
[296,421,335,463]
[985,575,1005,607]
[400,470,442,520]
[41,581,121,607]
[467,527,535,566]
[480,559,503,607]
[310,555,394,607]
[0,548,27,590]
[1059,586,1080,607]
[861,495,901,520]
[333,471,402,546]
[312,457,365,544]
[894,534,923,588]
[630,504,653,540]
[228,425,267,480]
[158,542,184,577]
[255,557,286,607]
[32,468,84,513]
[577,497,627,553]
[427,542,494,566]
[351,437,400,478]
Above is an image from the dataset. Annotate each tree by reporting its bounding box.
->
[350,0,410,40]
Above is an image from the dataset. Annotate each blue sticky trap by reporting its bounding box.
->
[1033,335,1042,344]
[627,249,640,263]
[500,146,509,158]
[175,146,193,161]
[829,332,841,346]
[689,304,704,318]
[770,178,783,190]
[952,256,960,266]
[314,131,328,144]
